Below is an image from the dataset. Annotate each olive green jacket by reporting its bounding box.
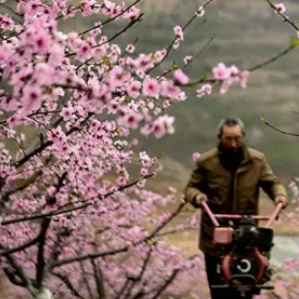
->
[184,146,288,253]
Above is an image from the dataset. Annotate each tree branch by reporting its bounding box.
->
[262,119,299,137]
[248,47,293,72]
[149,269,179,299]
[149,254,198,299]
[185,45,293,87]
[0,226,43,257]
[79,260,95,299]
[13,113,91,168]
[91,259,106,299]
[50,202,186,268]
[123,247,153,299]
[4,267,27,287]
[147,0,214,75]
[36,217,51,289]
[52,271,85,299]
[0,241,34,294]
[78,0,143,36]
[2,173,154,226]
[264,0,299,31]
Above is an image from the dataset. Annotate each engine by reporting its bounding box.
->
[212,217,275,295]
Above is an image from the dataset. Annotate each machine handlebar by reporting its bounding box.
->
[201,201,284,228]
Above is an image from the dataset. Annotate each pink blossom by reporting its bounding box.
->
[174,26,184,41]
[192,152,201,161]
[274,3,286,13]
[60,106,75,121]
[20,85,42,114]
[203,84,212,94]
[162,100,170,109]
[142,78,160,98]
[48,44,65,66]
[140,168,148,176]
[34,31,51,54]
[136,53,154,71]
[131,138,138,146]
[123,6,141,21]
[127,80,142,98]
[137,179,146,187]
[173,69,190,85]
[161,80,181,99]
[154,49,167,63]
[212,62,231,80]
[228,65,240,80]
[183,55,193,65]
[152,115,175,138]
[76,42,92,61]
[108,102,119,114]
[111,44,121,56]
[7,113,25,128]
[219,80,232,94]
[34,63,55,85]
[136,69,145,79]
[122,112,142,129]
[239,70,249,88]
[196,5,205,17]
[196,84,212,98]
[109,65,131,90]
[196,89,205,98]
[67,32,81,48]
[117,175,127,186]
[80,0,101,16]
[126,43,135,53]
[177,92,187,101]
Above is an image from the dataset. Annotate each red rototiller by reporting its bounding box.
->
[201,201,284,298]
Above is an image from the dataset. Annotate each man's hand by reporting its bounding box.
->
[274,195,288,209]
[192,193,208,208]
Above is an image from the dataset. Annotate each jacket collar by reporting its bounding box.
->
[217,143,252,173]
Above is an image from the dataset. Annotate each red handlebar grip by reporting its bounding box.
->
[265,202,283,228]
[201,201,220,226]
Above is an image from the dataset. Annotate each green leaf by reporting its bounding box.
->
[158,152,164,158]
[201,73,209,80]
[102,56,111,64]
[171,62,179,70]
[260,116,265,122]
[124,97,132,103]
[289,35,299,49]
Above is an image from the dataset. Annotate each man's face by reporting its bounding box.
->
[219,124,244,153]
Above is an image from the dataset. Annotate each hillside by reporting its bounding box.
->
[120,0,299,185]
[78,0,299,185]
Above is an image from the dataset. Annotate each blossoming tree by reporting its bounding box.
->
[0,0,297,299]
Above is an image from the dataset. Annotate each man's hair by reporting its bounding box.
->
[218,117,245,135]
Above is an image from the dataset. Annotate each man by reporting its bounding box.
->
[184,117,288,299]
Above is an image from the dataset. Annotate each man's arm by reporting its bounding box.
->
[259,155,288,204]
[184,160,207,207]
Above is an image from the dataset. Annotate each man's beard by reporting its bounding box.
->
[219,144,244,170]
